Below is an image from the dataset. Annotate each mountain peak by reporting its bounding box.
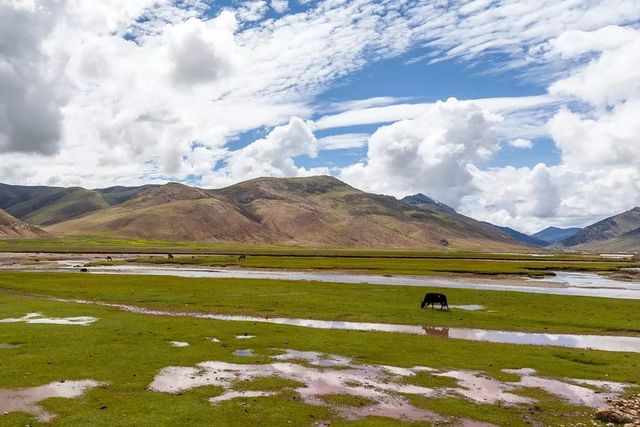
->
[132,182,211,206]
[401,193,456,214]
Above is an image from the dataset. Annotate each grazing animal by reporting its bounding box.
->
[167,253,174,259]
[106,256,112,261]
[80,268,89,273]
[421,293,449,310]
[238,255,246,261]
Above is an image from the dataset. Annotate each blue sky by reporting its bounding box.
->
[1,0,639,232]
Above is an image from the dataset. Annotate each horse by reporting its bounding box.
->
[421,293,449,310]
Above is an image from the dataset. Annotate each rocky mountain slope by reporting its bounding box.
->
[561,207,640,252]
[0,209,46,237]
[44,176,528,250]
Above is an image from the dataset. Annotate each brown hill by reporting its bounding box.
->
[47,176,527,250]
[0,209,46,237]
[561,207,640,252]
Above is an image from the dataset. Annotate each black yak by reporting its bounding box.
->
[421,293,449,310]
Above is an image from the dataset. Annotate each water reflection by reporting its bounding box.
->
[33,264,640,300]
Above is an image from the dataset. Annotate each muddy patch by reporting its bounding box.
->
[0,380,105,422]
[148,349,629,425]
[0,312,97,326]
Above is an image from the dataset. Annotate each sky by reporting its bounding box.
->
[1,0,639,233]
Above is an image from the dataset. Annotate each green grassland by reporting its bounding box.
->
[2,236,637,262]
[1,289,640,427]
[96,253,639,276]
[1,272,639,335]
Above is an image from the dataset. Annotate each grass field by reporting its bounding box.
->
[2,236,638,261]
[88,253,640,276]
[1,272,640,335]
[1,271,639,426]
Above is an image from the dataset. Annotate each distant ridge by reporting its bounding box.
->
[29,176,531,250]
[561,207,640,252]
[493,226,547,247]
[532,226,581,245]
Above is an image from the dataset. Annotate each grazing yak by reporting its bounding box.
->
[421,292,449,310]
[80,268,89,273]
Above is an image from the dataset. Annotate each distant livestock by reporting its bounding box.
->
[167,254,174,259]
[106,256,112,261]
[421,293,449,311]
[80,268,89,273]
[239,255,247,261]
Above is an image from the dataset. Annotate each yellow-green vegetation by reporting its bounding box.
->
[104,253,638,276]
[1,272,640,335]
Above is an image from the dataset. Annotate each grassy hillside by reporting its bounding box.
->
[47,177,527,250]
[0,183,153,226]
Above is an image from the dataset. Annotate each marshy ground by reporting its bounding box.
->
[1,249,639,425]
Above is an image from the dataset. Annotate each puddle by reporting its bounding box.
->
[503,368,618,407]
[0,380,105,422]
[435,370,532,405]
[170,341,190,348]
[449,305,485,311]
[236,335,255,340]
[420,326,640,353]
[233,349,254,357]
[12,295,640,353]
[0,312,97,326]
[528,271,640,289]
[148,349,629,424]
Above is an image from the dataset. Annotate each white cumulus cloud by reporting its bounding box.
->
[340,98,501,206]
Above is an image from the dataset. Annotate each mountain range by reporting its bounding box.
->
[0,176,638,252]
[0,176,525,250]
[560,207,640,252]
[532,226,581,245]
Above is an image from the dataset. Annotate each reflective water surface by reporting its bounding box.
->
[0,380,105,422]
[11,293,640,352]
[30,263,640,300]
[0,312,97,326]
[148,349,629,425]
